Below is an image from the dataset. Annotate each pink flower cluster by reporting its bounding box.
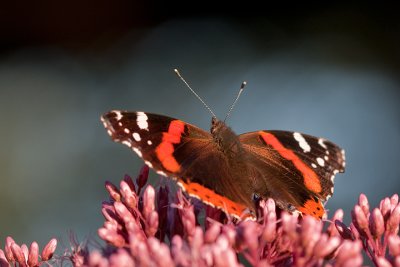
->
[336,193,400,266]
[68,166,400,267]
[1,165,399,266]
[0,236,57,267]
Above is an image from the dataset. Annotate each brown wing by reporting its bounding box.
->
[239,130,345,219]
[101,111,255,219]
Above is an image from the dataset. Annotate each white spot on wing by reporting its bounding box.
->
[333,170,339,175]
[113,111,123,121]
[124,128,130,134]
[107,130,112,136]
[324,155,329,161]
[341,149,346,161]
[318,138,327,149]
[147,140,152,145]
[156,170,167,177]
[293,132,311,153]
[122,140,131,147]
[132,132,141,141]
[118,122,123,127]
[311,163,317,168]
[132,147,142,157]
[177,181,184,190]
[316,157,325,167]
[144,161,153,168]
[330,175,335,182]
[136,112,149,131]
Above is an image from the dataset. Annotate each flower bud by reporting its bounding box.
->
[41,238,57,261]
[105,181,121,201]
[388,235,400,257]
[264,198,276,214]
[313,235,341,258]
[109,249,134,267]
[327,209,344,237]
[11,243,26,266]
[143,186,156,220]
[27,242,39,267]
[20,245,28,263]
[370,208,385,239]
[4,237,15,262]
[114,201,135,225]
[380,197,392,219]
[262,211,277,243]
[387,204,400,235]
[98,228,125,247]
[120,180,137,209]
[391,194,399,210]
[358,194,370,216]
[352,205,369,236]
[145,211,159,237]
[205,223,221,243]
[335,240,363,266]
[88,251,108,267]
[123,174,136,192]
[375,257,392,267]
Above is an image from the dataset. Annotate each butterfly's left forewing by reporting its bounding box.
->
[239,130,345,218]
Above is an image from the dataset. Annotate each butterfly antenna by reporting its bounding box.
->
[224,81,246,122]
[174,69,217,118]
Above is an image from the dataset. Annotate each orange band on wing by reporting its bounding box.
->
[297,199,325,219]
[177,180,252,220]
[259,132,322,194]
[155,120,185,173]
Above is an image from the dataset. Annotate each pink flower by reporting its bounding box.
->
[0,237,56,267]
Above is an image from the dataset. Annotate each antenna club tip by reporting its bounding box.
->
[174,68,180,74]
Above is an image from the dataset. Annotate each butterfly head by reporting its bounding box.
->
[210,116,242,154]
[211,116,224,135]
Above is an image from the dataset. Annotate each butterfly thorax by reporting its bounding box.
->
[210,117,244,158]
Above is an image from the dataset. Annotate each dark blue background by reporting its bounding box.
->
[1,3,399,249]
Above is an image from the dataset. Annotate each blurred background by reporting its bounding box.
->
[1,2,399,250]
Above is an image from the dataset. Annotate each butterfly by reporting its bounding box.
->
[101,71,345,220]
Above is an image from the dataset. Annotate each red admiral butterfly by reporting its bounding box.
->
[101,71,345,220]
